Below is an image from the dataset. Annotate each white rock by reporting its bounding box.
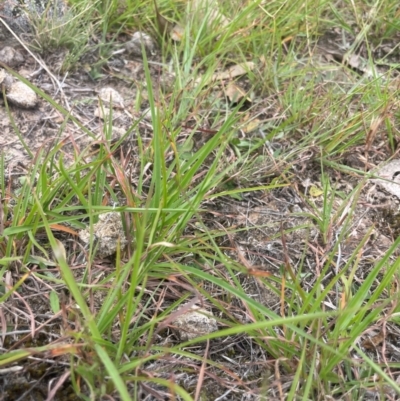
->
[6,81,38,108]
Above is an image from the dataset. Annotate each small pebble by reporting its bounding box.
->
[6,81,38,108]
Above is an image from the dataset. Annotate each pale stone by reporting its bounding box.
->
[6,81,38,108]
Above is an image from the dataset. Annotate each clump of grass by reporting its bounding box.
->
[20,1,97,71]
